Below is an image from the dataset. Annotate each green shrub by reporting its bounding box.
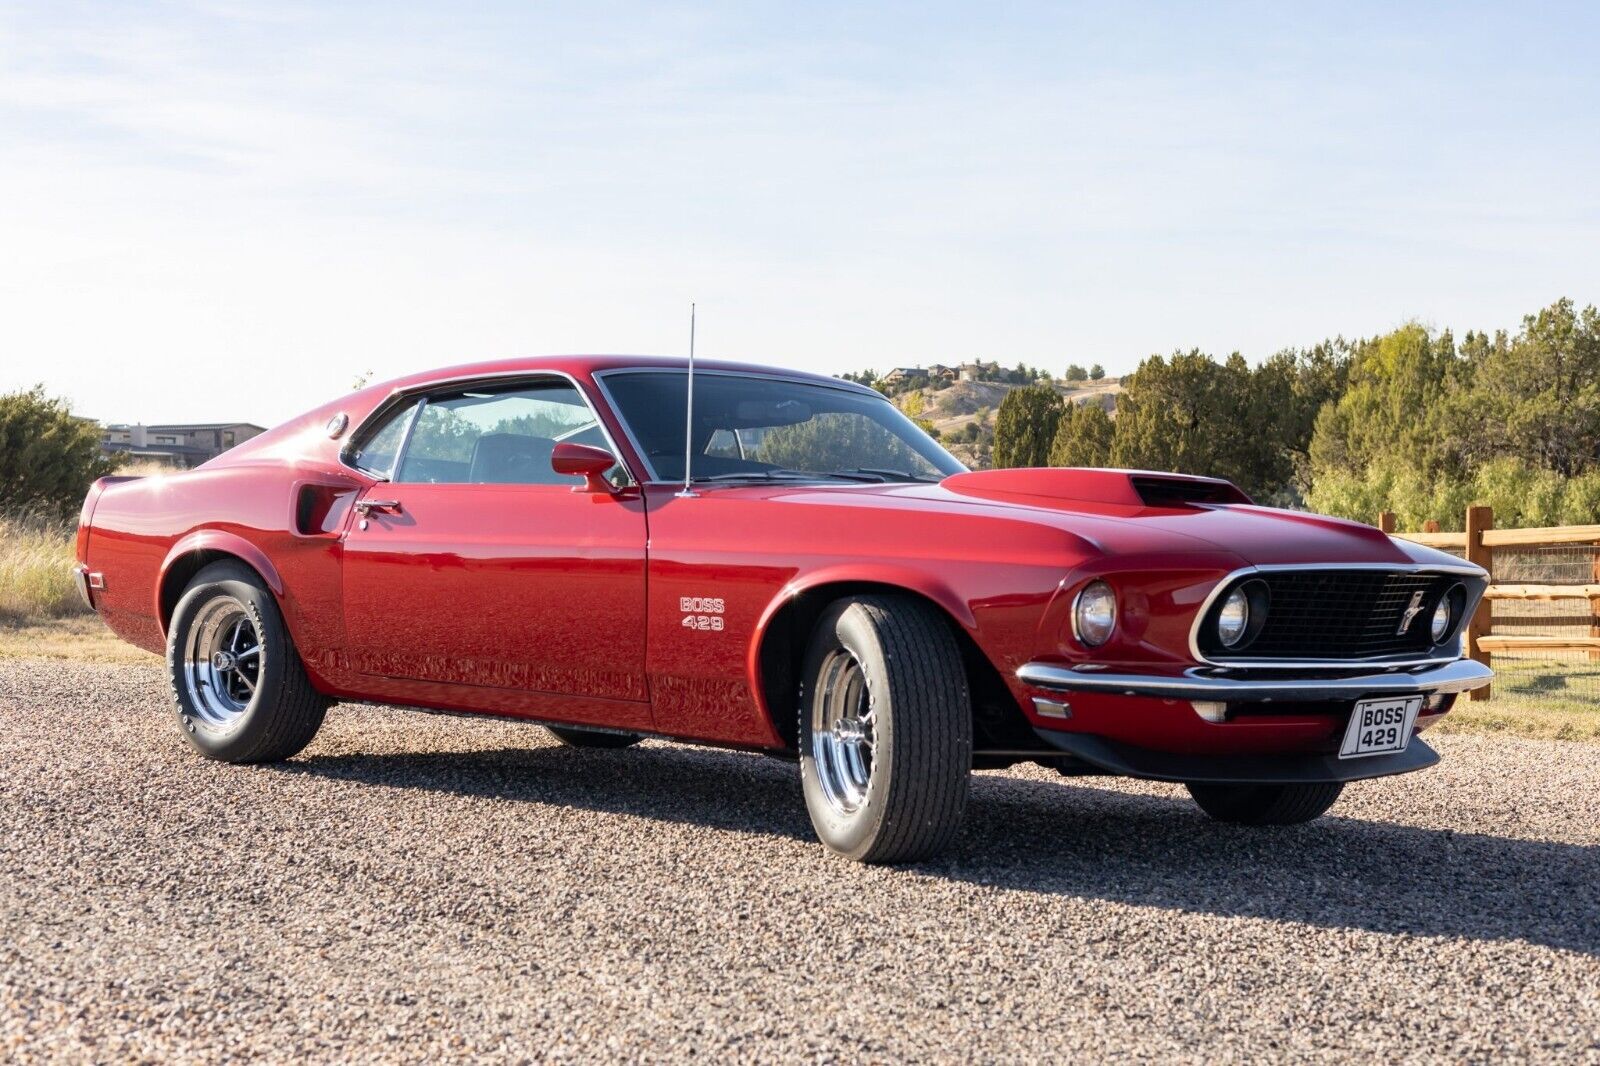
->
[1307,457,1600,530]
[1305,465,1393,525]
[1559,471,1600,525]
[1048,403,1113,468]
[0,386,118,520]
[992,386,1063,468]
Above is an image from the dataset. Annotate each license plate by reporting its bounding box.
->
[1339,696,1423,759]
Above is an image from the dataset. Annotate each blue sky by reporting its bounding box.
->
[2,1,1597,425]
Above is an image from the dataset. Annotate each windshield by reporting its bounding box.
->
[601,371,966,484]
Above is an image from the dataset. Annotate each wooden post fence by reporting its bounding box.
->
[1463,505,1493,701]
[1592,550,1600,663]
[1376,506,1600,700]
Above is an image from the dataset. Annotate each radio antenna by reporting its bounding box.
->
[676,302,698,497]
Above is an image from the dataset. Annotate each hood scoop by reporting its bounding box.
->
[942,467,1252,508]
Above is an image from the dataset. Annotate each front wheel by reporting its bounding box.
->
[167,561,329,763]
[798,595,971,863]
[1186,781,1344,825]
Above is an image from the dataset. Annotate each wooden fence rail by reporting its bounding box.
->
[1378,507,1600,700]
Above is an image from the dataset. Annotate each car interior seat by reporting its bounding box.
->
[467,432,560,484]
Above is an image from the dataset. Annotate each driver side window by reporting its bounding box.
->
[395,381,618,486]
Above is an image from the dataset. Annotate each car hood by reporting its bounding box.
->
[899,468,1422,568]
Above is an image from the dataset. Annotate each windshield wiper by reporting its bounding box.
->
[843,468,943,483]
[695,469,882,484]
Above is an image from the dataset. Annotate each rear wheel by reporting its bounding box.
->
[798,595,971,863]
[1186,781,1344,825]
[167,561,329,763]
[545,726,641,749]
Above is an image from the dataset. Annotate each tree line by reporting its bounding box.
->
[4,296,1595,530]
[989,297,1600,529]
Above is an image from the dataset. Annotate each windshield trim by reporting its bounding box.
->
[591,367,964,485]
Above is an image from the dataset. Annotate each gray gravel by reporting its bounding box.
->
[2,657,1598,1063]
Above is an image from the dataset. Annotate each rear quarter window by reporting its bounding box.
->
[347,400,419,478]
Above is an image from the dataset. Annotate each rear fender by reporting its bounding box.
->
[77,475,144,565]
[157,530,287,636]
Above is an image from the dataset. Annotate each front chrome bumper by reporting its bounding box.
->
[1017,657,1493,703]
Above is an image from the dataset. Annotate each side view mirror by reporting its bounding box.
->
[551,442,618,494]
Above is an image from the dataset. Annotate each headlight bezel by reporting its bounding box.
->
[1202,578,1271,654]
[1431,583,1468,644]
[1429,599,1451,642]
[1216,587,1251,647]
[1071,580,1118,648]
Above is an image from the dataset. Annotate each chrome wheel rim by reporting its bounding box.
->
[182,597,262,727]
[811,648,875,814]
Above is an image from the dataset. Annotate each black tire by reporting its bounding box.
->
[545,726,641,749]
[798,595,971,863]
[1186,781,1344,825]
[166,560,329,763]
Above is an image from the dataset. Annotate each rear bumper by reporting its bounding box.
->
[1034,730,1440,784]
[71,564,94,611]
[1016,657,1492,703]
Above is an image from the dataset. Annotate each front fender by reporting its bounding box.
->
[744,563,983,742]
[764,564,978,635]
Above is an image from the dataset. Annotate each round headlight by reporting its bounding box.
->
[1430,597,1453,642]
[1073,581,1117,647]
[1217,587,1250,647]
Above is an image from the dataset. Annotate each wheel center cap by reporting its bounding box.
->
[211,650,236,672]
[834,718,866,745]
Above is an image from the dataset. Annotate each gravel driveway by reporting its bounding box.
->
[2,657,1598,1062]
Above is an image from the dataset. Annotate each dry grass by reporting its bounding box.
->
[1438,655,1600,741]
[0,615,153,663]
[0,464,171,624]
[1440,703,1600,742]
[116,459,181,478]
[0,513,87,623]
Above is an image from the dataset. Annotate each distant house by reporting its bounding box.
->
[101,421,266,469]
[927,364,957,381]
[957,362,989,382]
[879,367,929,386]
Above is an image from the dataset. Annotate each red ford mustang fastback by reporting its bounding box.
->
[75,355,1491,862]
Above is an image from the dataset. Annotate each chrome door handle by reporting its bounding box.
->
[355,498,402,515]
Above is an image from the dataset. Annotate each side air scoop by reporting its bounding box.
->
[941,467,1252,508]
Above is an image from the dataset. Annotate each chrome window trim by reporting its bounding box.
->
[591,366,964,485]
[389,393,426,482]
[1185,562,1486,669]
[342,396,421,481]
[339,369,637,487]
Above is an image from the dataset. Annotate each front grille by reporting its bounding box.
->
[1200,570,1456,661]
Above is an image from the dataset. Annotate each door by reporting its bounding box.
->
[340,377,649,713]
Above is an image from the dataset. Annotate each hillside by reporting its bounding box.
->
[900,378,1121,468]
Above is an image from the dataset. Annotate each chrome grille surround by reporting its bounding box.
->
[1187,563,1487,669]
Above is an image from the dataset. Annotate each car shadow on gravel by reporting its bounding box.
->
[284,742,1600,956]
